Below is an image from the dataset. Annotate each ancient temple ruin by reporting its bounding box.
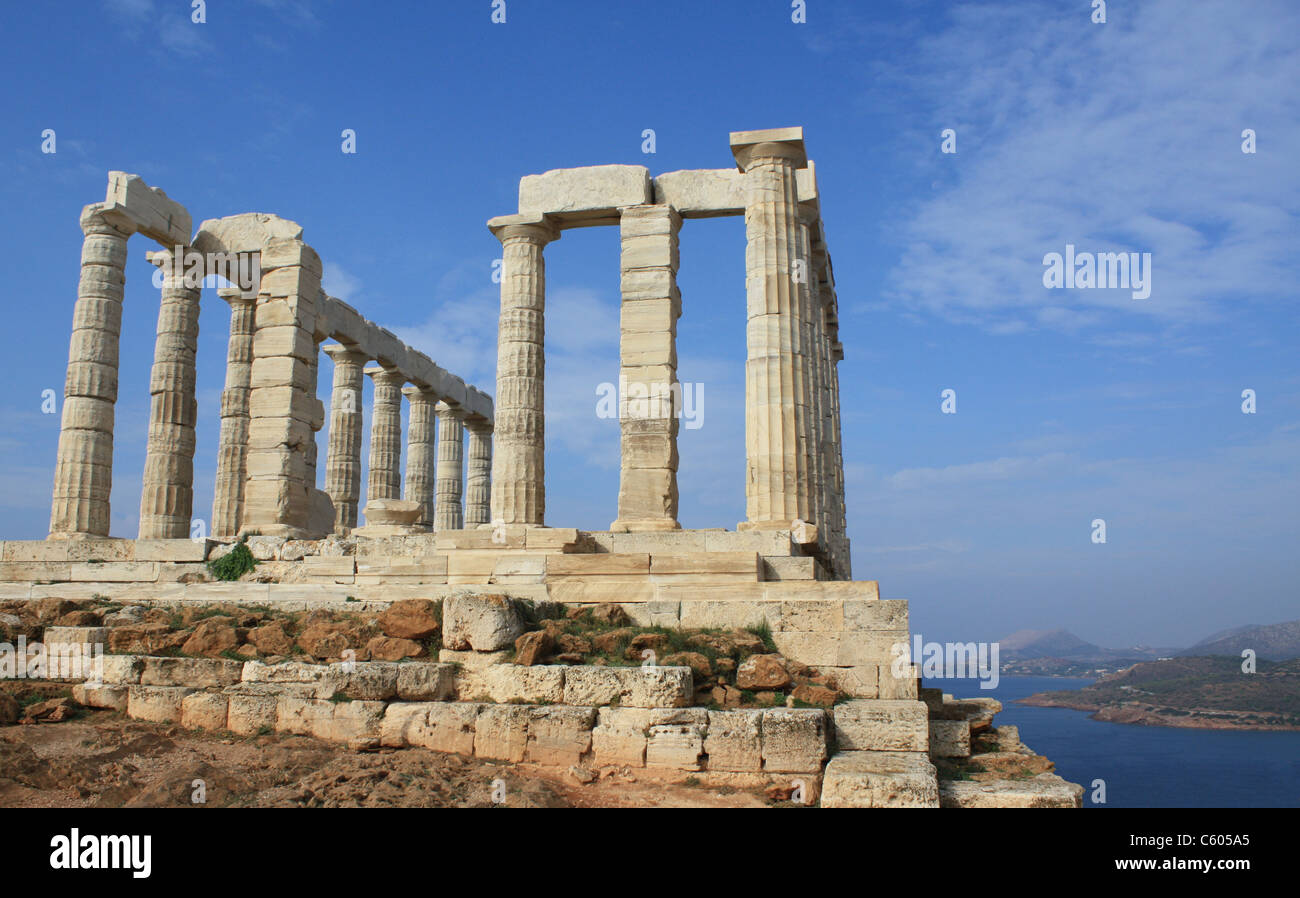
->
[1,128,1081,808]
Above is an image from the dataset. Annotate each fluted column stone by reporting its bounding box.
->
[365,366,405,507]
[731,128,812,530]
[464,417,493,527]
[435,401,465,531]
[49,204,135,538]
[211,288,257,538]
[323,345,368,534]
[403,386,437,528]
[487,213,558,525]
[138,248,201,539]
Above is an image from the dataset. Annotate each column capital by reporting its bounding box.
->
[435,400,465,418]
[324,343,369,367]
[465,414,493,433]
[364,365,406,388]
[80,202,136,238]
[729,126,807,172]
[402,384,436,404]
[488,212,561,245]
[216,286,258,306]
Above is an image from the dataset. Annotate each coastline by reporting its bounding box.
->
[1018,693,1300,732]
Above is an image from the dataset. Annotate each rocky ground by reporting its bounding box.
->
[0,704,784,808]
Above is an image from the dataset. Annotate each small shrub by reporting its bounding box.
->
[208,539,257,582]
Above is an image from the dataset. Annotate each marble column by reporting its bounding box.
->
[211,288,257,538]
[49,204,134,538]
[365,366,405,505]
[487,213,559,525]
[464,417,493,526]
[323,345,368,534]
[731,128,812,530]
[435,401,465,531]
[612,204,682,532]
[403,386,437,528]
[138,248,201,539]
[304,339,323,488]
[795,205,822,532]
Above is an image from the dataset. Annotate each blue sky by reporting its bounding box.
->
[1,0,1296,648]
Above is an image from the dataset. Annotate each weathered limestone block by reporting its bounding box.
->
[275,696,385,748]
[591,707,650,767]
[561,666,692,708]
[396,663,456,701]
[821,751,940,808]
[127,685,195,723]
[103,171,192,244]
[383,701,481,754]
[100,654,145,685]
[340,662,400,700]
[704,709,764,772]
[71,683,127,711]
[526,705,596,766]
[484,664,565,704]
[44,626,108,646]
[140,657,244,688]
[877,664,920,700]
[240,660,346,698]
[518,164,652,224]
[929,719,971,758]
[646,723,705,770]
[473,704,532,762]
[442,593,525,651]
[761,708,829,772]
[226,692,278,735]
[834,700,930,752]
[939,774,1083,809]
[180,692,230,731]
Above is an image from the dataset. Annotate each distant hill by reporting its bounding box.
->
[1179,620,1300,662]
[997,628,1167,663]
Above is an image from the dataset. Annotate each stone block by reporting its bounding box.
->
[704,710,763,772]
[591,707,650,767]
[519,164,652,223]
[141,657,244,688]
[71,683,127,711]
[939,774,1083,809]
[833,700,929,752]
[526,705,596,766]
[127,685,194,723]
[180,692,229,731]
[646,723,705,770]
[396,663,456,701]
[442,593,525,651]
[473,704,531,762]
[761,708,829,772]
[821,751,940,808]
[929,719,971,758]
[226,692,278,735]
[484,664,566,704]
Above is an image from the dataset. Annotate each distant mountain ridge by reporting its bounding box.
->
[998,619,1300,663]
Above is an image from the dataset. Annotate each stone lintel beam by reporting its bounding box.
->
[652,166,817,219]
[104,171,191,247]
[517,164,652,228]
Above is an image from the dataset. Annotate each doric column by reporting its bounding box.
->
[211,288,257,538]
[49,205,134,539]
[403,386,437,528]
[795,205,822,532]
[435,401,465,531]
[322,344,368,534]
[829,323,850,578]
[365,366,405,506]
[464,417,493,526]
[487,213,559,525]
[612,204,682,532]
[304,339,323,488]
[731,128,813,530]
[137,248,201,539]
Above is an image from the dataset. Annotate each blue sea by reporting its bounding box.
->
[929,675,1300,808]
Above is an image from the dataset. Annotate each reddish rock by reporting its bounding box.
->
[296,622,359,659]
[728,629,767,654]
[663,651,711,679]
[736,654,791,690]
[592,628,634,654]
[31,598,76,624]
[554,653,585,664]
[0,692,18,726]
[108,623,176,654]
[365,636,423,662]
[514,630,553,666]
[765,783,796,802]
[556,633,592,655]
[625,632,669,661]
[247,621,294,655]
[377,599,440,640]
[22,697,73,723]
[791,682,839,707]
[588,603,630,626]
[55,610,101,627]
[182,619,239,658]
